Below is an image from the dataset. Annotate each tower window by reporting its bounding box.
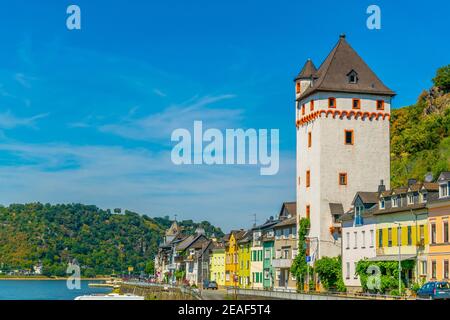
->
[306,170,310,188]
[310,100,315,111]
[376,100,384,110]
[347,70,359,84]
[339,173,347,186]
[308,132,312,148]
[328,97,336,108]
[296,82,301,94]
[352,99,361,110]
[344,130,354,145]
[302,104,305,116]
[306,205,310,219]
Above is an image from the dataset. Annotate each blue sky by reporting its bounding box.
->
[0,0,448,232]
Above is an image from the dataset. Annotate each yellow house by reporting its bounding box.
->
[373,182,437,283]
[427,173,450,281]
[209,243,226,287]
[225,230,245,287]
[237,231,252,288]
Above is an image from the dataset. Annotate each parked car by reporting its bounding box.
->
[206,281,218,290]
[417,281,450,300]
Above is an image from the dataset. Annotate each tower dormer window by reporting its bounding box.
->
[377,100,385,110]
[296,82,301,93]
[347,70,358,84]
[352,99,361,110]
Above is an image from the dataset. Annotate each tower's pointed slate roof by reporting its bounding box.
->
[297,35,395,100]
[295,59,317,80]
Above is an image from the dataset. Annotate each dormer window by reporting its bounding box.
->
[440,183,449,198]
[421,192,428,203]
[379,198,385,209]
[347,70,359,84]
[392,196,399,208]
[407,194,414,205]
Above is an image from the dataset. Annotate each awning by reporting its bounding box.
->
[367,254,416,262]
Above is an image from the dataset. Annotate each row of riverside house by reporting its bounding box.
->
[154,202,299,291]
[341,173,450,293]
[153,173,450,293]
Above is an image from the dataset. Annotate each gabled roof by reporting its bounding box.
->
[165,221,180,236]
[273,216,296,228]
[279,202,297,220]
[438,172,450,182]
[295,59,317,81]
[297,35,395,101]
[352,192,379,205]
[329,203,344,215]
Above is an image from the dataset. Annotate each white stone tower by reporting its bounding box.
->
[295,35,395,259]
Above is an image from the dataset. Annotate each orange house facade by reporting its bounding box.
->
[427,172,450,281]
[225,231,245,287]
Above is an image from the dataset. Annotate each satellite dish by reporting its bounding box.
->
[425,172,434,183]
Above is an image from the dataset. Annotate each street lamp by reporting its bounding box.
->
[393,222,402,296]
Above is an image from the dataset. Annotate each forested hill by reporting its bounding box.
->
[391,65,450,187]
[0,203,223,277]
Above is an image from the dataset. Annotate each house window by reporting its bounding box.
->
[346,262,350,279]
[362,230,366,248]
[376,100,385,110]
[420,261,427,276]
[346,232,350,249]
[445,260,449,279]
[388,228,392,247]
[310,100,315,111]
[354,262,358,279]
[339,173,348,186]
[296,82,301,93]
[420,225,425,244]
[380,199,385,209]
[302,104,306,116]
[354,231,358,249]
[370,230,374,247]
[306,170,310,188]
[407,194,414,205]
[308,132,312,148]
[440,183,448,198]
[328,97,336,108]
[352,98,361,110]
[306,205,310,220]
[407,226,412,246]
[264,249,271,259]
[431,223,437,244]
[432,260,437,279]
[378,229,383,247]
[422,192,428,203]
[344,130,354,145]
[444,221,449,243]
[392,197,399,208]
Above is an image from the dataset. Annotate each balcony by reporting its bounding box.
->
[272,258,292,268]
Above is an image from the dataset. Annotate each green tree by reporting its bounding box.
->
[290,218,311,291]
[314,256,346,292]
[145,261,155,275]
[433,64,450,93]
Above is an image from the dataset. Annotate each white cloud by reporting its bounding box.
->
[98,94,243,142]
[0,111,48,130]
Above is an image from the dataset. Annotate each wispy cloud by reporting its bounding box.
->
[0,111,48,130]
[14,73,36,89]
[153,88,167,97]
[98,94,243,142]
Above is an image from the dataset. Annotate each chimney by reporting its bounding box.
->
[378,180,386,194]
[408,179,418,187]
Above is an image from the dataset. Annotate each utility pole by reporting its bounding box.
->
[394,222,402,296]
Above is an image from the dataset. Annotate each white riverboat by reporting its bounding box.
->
[75,293,144,300]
